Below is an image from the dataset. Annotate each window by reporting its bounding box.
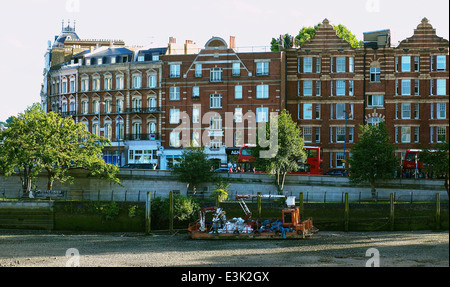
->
[414,56,420,72]
[401,56,411,72]
[303,81,312,96]
[414,127,419,143]
[152,54,160,61]
[192,86,200,98]
[336,127,346,142]
[315,127,321,142]
[169,109,180,124]
[256,85,269,99]
[367,95,383,107]
[93,123,99,137]
[401,80,411,95]
[349,80,354,96]
[336,152,345,168]
[436,79,446,95]
[116,121,124,140]
[116,99,123,113]
[116,76,124,90]
[210,68,222,82]
[336,57,345,73]
[401,127,411,143]
[437,103,446,119]
[195,64,202,77]
[303,127,312,142]
[93,78,100,91]
[132,98,142,110]
[316,58,321,73]
[170,132,180,147]
[336,103,345,119]
[105,77,112,90]
[81,78,88,91]
[210,139,222,150]
[93,100,100,114]
[132,75,142,89]
[232,62,240,76]
[437,127,447,142]
[414,80,419,95]
[235,108,243,123]
[148,97,157,109]
[210,94,222,108]
[401,103,411,119]
[133,122,142,136]
[170,87,180,100]
[414,103,419,119]
[349,127,354,142]
[105,100,112,113]
[104,123,112,141]
[303,104,312,119]
[367,117,382,126]
[315,104,321,119]
[62,81,67,94]
[235,130,244,147]
[256,107,269,123]
[336,80,345,96]
[192,108,200,123]
[210,116,222,131]
[349,57,354,73]
[256,61,269,75]
[148,75,157,88]
[436,56,446,71]
[316,81,321,96]
[395,57,399,72]
[235,85,242,99]
[138,56,145,62]
[303,57,313,73]
[192,132,200,147]
[70,80,75,93]
[170,64,180,78]
[370,67,380,82]
[148,122,156,134]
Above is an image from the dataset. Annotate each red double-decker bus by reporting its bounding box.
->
[237,144,323,175]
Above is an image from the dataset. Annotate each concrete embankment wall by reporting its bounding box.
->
[0,169,447,202]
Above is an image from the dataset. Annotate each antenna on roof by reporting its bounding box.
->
[61,20,64,31]
[73,20,76,31]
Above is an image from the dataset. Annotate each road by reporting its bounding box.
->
[0,229,448,267]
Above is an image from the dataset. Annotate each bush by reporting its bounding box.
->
[151,195,200,229]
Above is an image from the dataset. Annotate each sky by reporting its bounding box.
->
[0,0,448,122]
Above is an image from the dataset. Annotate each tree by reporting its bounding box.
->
[252,110,306,193]
[172,147,216,195]
[271,22,362,50]
[270,33,294,51]
[419,141,449,198]
[0,103,120,196]
[347,123,399,197]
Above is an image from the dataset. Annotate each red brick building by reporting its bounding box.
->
[159,37,284,169]
[285,18,448,173]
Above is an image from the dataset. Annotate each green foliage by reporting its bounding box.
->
[419,141,449,197]
[348,123,399,194]
[271,22,362,49]
[252,110,306,193]
[270,33,294,51]
[152,195,200,222]
[98,202,120,221]
[172,147,216,193]
[211,178,231,203]
[0,103,120,194]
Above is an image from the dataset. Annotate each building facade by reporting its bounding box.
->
[159,36,284,170]
[42,19,448,172]
[285,18,449,172]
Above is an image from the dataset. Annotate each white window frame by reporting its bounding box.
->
[401,127,411,143]
[256,107,269,123]
[303,127,312,143]
[256,84,269,99]
[170,86,180,101]
[303,81,313,96]
[256,61,269,76]
[169,109,180,124]
[437,103,446,119]
[367,95,384,107]
[401,103,411,119]
[170,64,180,78]
[336,57,346,73]
[436,79,446,95]
[401,80,411,95]
[235,85,243,99]
[303,57,313,73]
[210,68,223,82]
[210,94,222,108]
[303,104,313,120]
[336,80,346,96]
[401,56,411,72]
[436,55,446,71]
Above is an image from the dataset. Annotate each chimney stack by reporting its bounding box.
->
[230,36,236,50]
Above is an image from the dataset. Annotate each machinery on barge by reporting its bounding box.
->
[188,194,318,239]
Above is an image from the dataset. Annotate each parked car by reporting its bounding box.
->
[324,169,349,177]
[214,168,230,173]
[121,164,156,169]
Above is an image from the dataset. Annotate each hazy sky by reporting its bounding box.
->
[0,0,448,122]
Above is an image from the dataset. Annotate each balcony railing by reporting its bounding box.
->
[125,133,160,141]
